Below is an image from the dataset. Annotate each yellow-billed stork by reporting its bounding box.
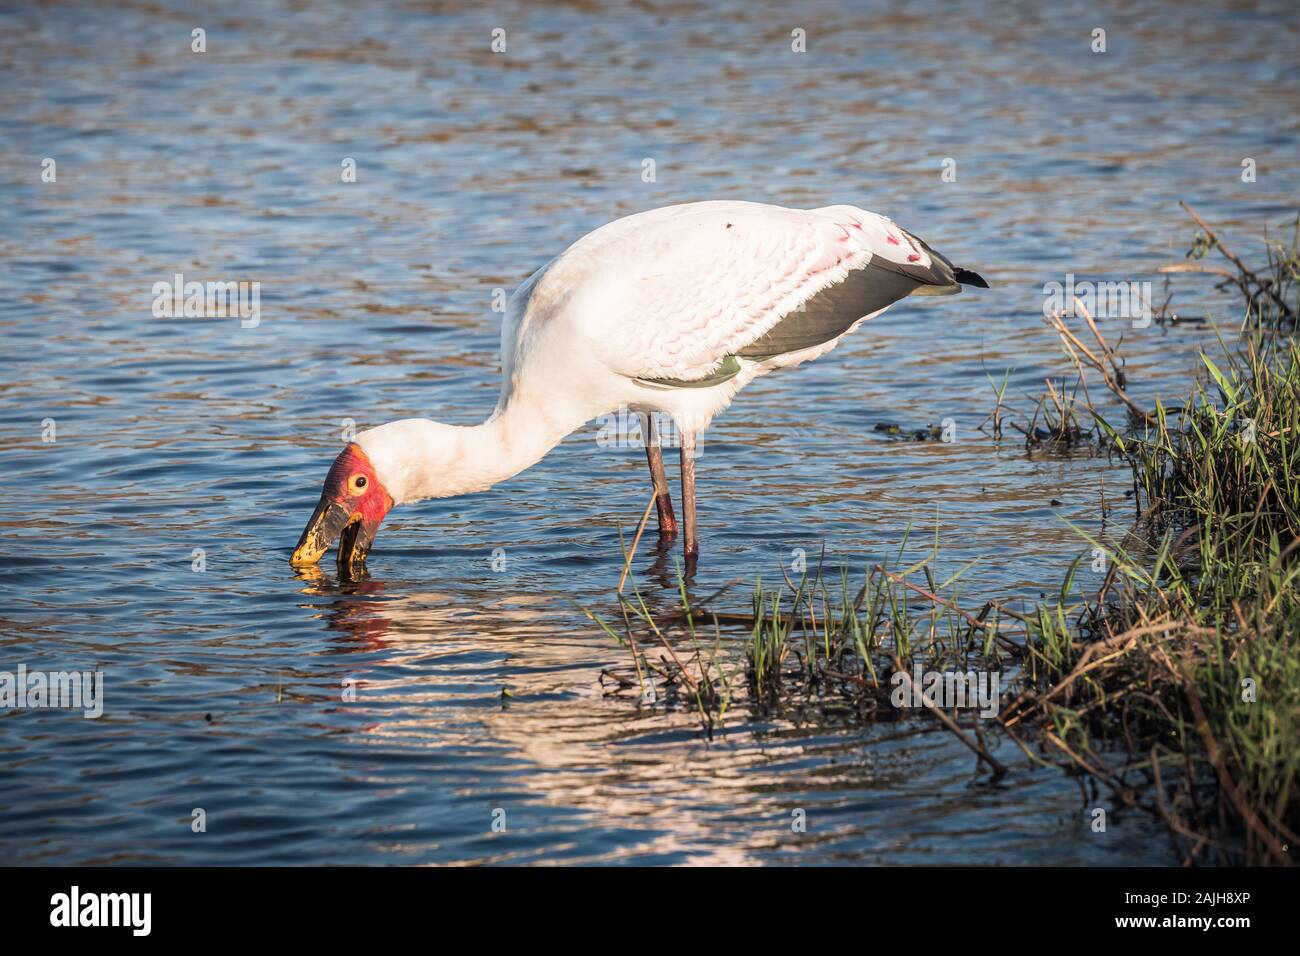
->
[291,200,988,575]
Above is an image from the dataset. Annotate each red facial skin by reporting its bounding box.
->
[325,443,393,525]
[290,443,394,569]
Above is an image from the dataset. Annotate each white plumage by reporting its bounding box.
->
[500,201,944,429]
[295,200,987,571]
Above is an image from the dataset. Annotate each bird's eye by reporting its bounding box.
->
[349,474,368,493]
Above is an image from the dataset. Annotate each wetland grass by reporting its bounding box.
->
[583,211,1299,864]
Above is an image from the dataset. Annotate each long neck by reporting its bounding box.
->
[357,392,588,504]
[464,395,579,493]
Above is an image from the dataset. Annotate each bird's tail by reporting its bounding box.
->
[887,229,990,293]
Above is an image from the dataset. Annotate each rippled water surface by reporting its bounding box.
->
[2,0,1298,864]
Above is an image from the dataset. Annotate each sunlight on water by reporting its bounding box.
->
[1,0,1296,864]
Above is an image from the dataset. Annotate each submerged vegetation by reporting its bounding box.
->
[582,211,1300,866]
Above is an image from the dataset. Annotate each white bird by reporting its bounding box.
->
[291,200,988,576]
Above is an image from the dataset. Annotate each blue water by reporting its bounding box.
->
[1,0,1296,864]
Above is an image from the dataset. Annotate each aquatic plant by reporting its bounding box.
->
[583,211,1300,864]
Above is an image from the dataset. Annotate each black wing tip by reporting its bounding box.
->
[954,268,990,289]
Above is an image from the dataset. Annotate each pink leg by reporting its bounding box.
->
[641,413,678,536]
[680,432,699,564]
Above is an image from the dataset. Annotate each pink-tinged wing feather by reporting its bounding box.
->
[535,201,934,383]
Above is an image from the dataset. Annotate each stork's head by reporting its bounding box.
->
[290,442,393,576]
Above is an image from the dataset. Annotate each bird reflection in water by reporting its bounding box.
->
[293,565,394,651]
